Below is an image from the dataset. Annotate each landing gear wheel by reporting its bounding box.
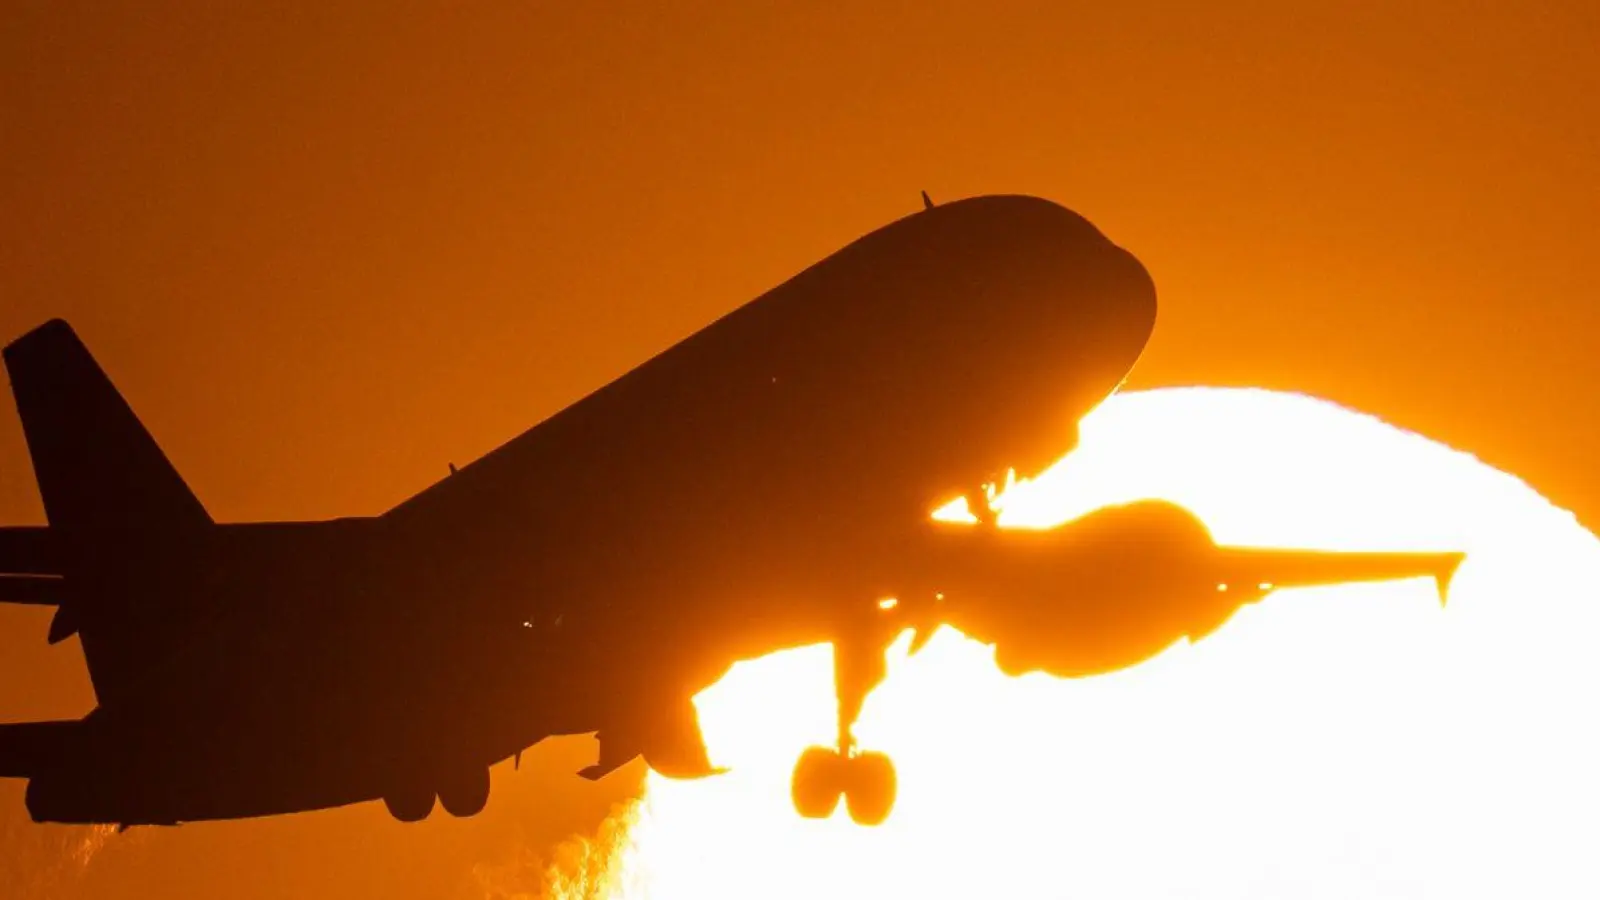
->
[791,746,845,819]
[383,785,436,823]
[842,751,896,826]
[437,766,491,818]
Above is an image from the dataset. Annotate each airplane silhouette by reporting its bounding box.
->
[0,195,1461,829]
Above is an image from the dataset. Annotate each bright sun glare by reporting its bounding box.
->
[542,387,1600,900]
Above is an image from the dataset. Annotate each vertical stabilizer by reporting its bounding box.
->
[3,319,211,532]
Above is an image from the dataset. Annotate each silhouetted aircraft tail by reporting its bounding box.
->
[3,319,211,533]
[3,320,212,696]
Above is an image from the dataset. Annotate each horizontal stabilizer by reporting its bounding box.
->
[0,575,63,606]
[0,526,60,576]
[0,720,78,779]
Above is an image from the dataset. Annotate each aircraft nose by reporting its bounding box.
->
[1081,243,1158,361]
[978,198,1156,374]
[1044,235,1157,392]
[892,196,1157,501]
[981,227,1158,483]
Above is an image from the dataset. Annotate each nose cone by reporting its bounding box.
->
[921,195,1156,361]
[927,196,1158,479]
[1038,232,1159,410]
[957,194,1154,336]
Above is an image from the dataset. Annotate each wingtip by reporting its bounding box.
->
[1436,552,1465,606]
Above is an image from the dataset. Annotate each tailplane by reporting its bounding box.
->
[3,319,211,532]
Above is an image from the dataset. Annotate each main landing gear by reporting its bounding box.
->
[791,744,897,826]
[789,485,996,825]
[789,617,899,826]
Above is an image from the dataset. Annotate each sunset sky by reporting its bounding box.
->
[1,3,1596,898]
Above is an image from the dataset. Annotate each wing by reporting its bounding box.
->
[1214,547,1463,605]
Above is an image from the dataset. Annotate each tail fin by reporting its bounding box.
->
[3,319,210,532]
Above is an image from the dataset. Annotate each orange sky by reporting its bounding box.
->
[1,3,1596,898]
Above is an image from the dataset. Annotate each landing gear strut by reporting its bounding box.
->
[790,615,899,826]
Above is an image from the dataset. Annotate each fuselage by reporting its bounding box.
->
[382,194,1156,696]
[19,195,1160,824]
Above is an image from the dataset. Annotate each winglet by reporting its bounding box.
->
[1436,553,1465,607]
[921,190,934,210]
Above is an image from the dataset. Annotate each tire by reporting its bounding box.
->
[383,785,436,823]
[791,745,844,819]
[843,751,896,826]
[438,766,491,818]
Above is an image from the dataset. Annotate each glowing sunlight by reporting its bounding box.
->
[543,387,1600,900]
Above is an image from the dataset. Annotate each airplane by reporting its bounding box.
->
[0,194,1462,830]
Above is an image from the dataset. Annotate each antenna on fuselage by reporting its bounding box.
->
[920,190,935,210]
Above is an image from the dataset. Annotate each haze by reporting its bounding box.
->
[1,3,1596,898]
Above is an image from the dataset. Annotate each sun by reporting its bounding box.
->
[540,386,1600,900]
